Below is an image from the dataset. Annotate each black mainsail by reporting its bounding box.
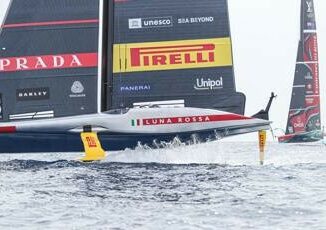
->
[278,0,322,143]
[108,0,245,114]
[0,0,272,153]
[0,0,100,121]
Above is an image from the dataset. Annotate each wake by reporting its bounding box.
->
[0,140,325,166]
[106,140,326,166]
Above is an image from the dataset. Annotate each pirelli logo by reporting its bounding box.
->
[113,38,232,73]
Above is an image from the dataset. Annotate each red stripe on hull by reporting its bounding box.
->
[0,126,16,133]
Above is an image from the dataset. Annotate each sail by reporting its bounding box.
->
[0,0,99,122]
[107,0,245,115]
[285,0,321,135]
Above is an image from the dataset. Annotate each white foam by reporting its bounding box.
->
[106,141,326,166]
[0,141,325,166]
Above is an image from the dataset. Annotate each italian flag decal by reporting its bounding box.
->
[131,119,141,126]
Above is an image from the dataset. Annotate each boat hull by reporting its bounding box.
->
[0,124,269,153]
[278,131,323,143]
[0,107,271,153]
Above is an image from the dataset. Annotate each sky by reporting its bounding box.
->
[0,0,325,142]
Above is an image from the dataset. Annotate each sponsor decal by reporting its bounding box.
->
[304,35,318,61]
[0,53,97,73]
[0,93,2,119]
[9,110,54,120]
[306,83,313,94]
[304,72,313,80]
[128,18,142,29]
[194,77,223,90]
[131,119,141,127]
[294,122,305,128]
[307,22,315,28]
[128,17,173,29]
[178,16,214,24]
[113,38,232,73]
[120,84,151,92]
[70,81,86,98]
[289,115,306,133]
[131,114,250,126]
[16,87,50,101]
[86,136,97,148]
[306,1,313,13]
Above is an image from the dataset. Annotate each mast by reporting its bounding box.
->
[106,0,115,111]
[98,0,110,112]
[300,0,304,40]
[99,0,114,112]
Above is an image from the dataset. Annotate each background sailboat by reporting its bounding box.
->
[278,0,322,143]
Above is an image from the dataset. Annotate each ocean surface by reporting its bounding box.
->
[0,141,325,229]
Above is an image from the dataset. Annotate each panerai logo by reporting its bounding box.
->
[120,84,151,92]
[16,87,50,101]
[70,81,86,98]
[194,77,223,90]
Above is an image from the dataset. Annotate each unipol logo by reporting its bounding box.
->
[0,53,97,72]
[306,1,313,13]
[130,44,215,68]
[194,77,223,90]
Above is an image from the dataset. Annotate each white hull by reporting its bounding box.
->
[0,107,270,134]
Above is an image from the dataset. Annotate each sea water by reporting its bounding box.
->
[0,141,325,229]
